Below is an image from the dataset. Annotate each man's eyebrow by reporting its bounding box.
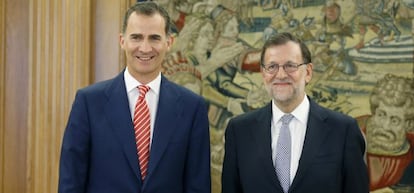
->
[149,34,162,39]
[129,33,143,38]
[285,61,296,64]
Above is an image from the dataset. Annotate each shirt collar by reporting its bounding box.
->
[124,67,161,95]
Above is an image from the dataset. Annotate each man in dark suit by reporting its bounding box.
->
[58,2,210,193]
[221,32,369,193]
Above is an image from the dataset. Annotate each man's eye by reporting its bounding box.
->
[131,36,140,40]
[150,36,162,41]
[268,65,277,70]
[285,64,296,69]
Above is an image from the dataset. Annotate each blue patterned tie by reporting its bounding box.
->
[275,114,294,193]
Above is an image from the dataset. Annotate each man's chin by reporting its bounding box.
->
[272,91,292,101]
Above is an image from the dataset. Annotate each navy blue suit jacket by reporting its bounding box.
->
[222,99,369,193]
[59,71,211,193]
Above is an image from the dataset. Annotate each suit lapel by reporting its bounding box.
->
[251,103,281,189]
[290,99,330,191]
[145,77,180,182]
[104,72,142,182]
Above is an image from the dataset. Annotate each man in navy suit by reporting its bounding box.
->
[58,2,210,193]
[221,32,369,193]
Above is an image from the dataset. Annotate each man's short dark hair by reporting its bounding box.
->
[121,1,171,35]
[260,32,312,65]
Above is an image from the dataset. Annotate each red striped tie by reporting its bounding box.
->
[133,85,151,180]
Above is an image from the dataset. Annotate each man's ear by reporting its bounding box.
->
[305,63,313,84]
[119,33,125,49]
[167,35,174,50]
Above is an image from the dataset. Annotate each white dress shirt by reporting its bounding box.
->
[271,95,310,184]
[124,67,161,147]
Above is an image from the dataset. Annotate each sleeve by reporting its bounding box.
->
[58,90,90,193]
[343,118,370,193]
[185,98,211,193]
[221,119,243,193]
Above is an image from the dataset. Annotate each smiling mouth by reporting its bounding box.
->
[273,82,290,86]
[136,56,154,61]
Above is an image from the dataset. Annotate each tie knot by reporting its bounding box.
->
[280,114,294,125]
[138,85,150,98]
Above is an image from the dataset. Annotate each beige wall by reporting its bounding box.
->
[2,0,29,192]
[0,0,134,192]
[0,0,5,190]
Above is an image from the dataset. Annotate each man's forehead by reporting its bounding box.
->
[125,13,167,35]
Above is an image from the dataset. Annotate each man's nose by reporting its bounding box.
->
[275,66,289,78]
[139,39,152,52]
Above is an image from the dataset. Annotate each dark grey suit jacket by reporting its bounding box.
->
[222,98,369,193]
